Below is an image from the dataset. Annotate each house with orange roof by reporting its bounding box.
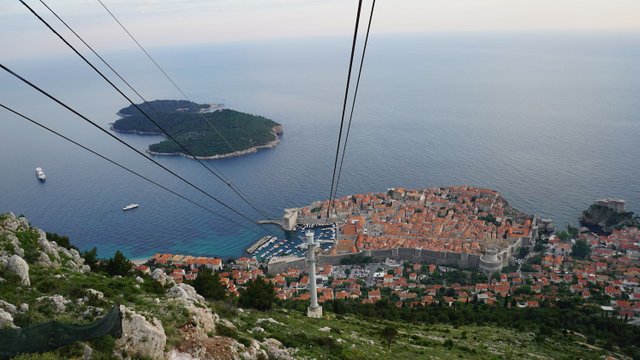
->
[236,257,258,270]
[383,274,394,286]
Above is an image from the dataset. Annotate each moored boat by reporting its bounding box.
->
[35,167,46,182]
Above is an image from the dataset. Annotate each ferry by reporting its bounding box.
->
[35,167,46,182]
[123,204,139,211]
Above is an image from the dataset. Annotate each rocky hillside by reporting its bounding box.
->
[0,213,293,360]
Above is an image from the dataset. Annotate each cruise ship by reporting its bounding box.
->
[35,167,46,182]
[122,204,139,211]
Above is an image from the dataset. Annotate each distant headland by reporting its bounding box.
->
[111,100,283,159]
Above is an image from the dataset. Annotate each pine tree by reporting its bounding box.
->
[192,268,226,300]
[105,250,132,276]
[238,276,276,311]
[381,326,398,348]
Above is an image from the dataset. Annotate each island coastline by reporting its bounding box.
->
[110,100,282,159]
[145,126,282,160]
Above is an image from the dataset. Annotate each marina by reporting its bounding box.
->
[254,223,337,263]
[245,235,277,254]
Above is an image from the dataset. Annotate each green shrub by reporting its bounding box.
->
[217,322,238,339]
[89,334,116,353]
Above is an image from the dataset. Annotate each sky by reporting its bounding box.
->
[1,0,640,60]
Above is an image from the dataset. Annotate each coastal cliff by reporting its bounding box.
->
[580,204,639,234]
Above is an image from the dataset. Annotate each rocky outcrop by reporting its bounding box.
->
[85,289,104,301]
[117,305,166,360]
[580,204,639,234]
[261,338,296,360]
[37,230,60,261]
[151,268,169,285]
[0,213,29,232]
[0,217,87,274]
[6,255,30,286]
[0,300,17,315]
[255,318,284,326]
[0,308,16,329]
[240,339,269,360]
[0,233,24,258]
[37,295,70,313]
[167,283,204,303]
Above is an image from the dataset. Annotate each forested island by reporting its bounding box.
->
[111,100,282,159]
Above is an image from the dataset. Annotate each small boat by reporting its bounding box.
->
[35,167,46,182]
[123,204,139,211]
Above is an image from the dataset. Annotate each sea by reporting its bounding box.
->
[1,32,639,259]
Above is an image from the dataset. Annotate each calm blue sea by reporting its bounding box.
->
[1,32,639,259]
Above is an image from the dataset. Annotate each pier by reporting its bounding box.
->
[246,235,275,254]
[257,219,290,230]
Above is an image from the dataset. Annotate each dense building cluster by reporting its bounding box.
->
[298,185,533,255]
[143,225,639,321]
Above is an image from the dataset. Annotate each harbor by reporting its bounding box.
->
[245,235,277,254]
[250,223,338,263]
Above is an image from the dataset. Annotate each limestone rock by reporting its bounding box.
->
[86,289,104,300]
[56,246,73,259]
[0,308,16,329]
[135,276,144,284]
[261,338,295,360]
[240,339,269,360]
[117,305,166,360]
[1,213,22,232]
[37,294,70,313]
[1,233,24,258]
[37,230,60,261]
[82,306,104,318]
[255,318,284,326]
[0,300,17,315]
[81,343,93,360]
[151,268,168,285]
[319,326,331,332]
[36,251,56,268]
[167,283,204,303]
[188,303,217,335]
[216,318,236,334]
[6,255,30,286]
[19,303,28,313]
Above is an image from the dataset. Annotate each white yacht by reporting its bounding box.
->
[35,167,46,182]
[123,204,139,211]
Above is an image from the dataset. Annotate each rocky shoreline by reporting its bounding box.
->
[146,125,283,160]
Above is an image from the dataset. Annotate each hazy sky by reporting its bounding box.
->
[2,0,640,60]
